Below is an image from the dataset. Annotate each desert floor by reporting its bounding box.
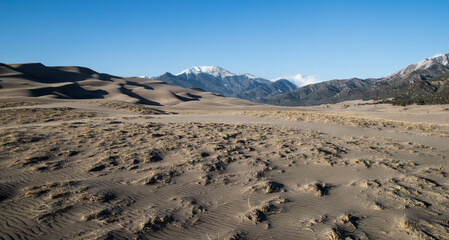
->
[0,98,448,239]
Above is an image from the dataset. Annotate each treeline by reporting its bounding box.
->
[382,95,449,106]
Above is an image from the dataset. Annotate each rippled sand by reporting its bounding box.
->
[0,99,448,239]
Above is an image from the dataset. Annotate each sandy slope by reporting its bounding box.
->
[0,64,448,239]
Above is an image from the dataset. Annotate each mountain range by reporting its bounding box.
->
[153,66,297,101]
[1,53,448,107]
[153,53,449,106]
[262,53,449,106]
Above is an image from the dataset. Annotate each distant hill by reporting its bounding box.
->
[262,53,449,106]
[153,66,297,101]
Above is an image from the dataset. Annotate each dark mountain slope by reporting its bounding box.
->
[235,79,297,101]
[389,71,449,105]
[262,78,377,106]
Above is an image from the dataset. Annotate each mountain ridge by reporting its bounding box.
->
[177,66,259,80]
[153,66,297,101]
[262,53,449,106]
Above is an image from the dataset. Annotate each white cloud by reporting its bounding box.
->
[431,53,444,58]
[274,73,322,87]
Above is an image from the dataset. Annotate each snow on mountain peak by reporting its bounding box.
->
[177,66,258,79]
[393,53,449,77]
[414,53,449,70]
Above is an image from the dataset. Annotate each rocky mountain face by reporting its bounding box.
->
[261,78,378,106]
[235,79,297,101]
[153,66,297,101]
[262,53,449,106]
[389,71,449,105]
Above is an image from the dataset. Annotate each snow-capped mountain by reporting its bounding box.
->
[389,53,449,79]
[177,66,258,80]
[153,66,297,101]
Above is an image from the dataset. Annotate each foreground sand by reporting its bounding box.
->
[0,98,448,239]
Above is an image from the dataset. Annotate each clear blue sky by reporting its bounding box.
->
[1,0,448,82]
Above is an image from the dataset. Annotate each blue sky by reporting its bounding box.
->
[1,0,448,85]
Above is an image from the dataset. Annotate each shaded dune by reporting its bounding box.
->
[123,79,154,90]
[29,83,108,99]
[118,83,161,106]
[169,91,201,102]
[2,63,111,83]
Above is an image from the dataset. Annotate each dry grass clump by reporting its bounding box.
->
[89,101,166,115]
[376,157,416,172]
[0,107,97,124]
[142,148,164,163]
[49,189,72,199]
[298,214,328,230]
[342,156,416,172]
[23,181,76,198]
[87,155,120,173]
[335,213,363,229]
[355,172,448,211]
[199,160,226,173]
[22,153,51,166]
[395,216,446,239]
[243,196,289,225]
[0,129,44,152]
[249,181,285,194]
[243,203,276,224]
[313,142,347,157]
[301,182,333,196]
[346,159,374,168]
[304,141,348,165]
[398,175,439,188]
[21,179,120,223]
[324,224,368,240]
[226,230,248,240]
[299,213,366,240]
[418,166,447,177]
[240,110,448,136]
[9,144,79,170]
[324,227,345,240]
[0,101,42,108]
[82,209,111,221]
[139,215,174,232]
[403,218,449,240]
[398,216,419,234]
[36,205,74,221]
[135,170,180,185]
[76,191,115,203]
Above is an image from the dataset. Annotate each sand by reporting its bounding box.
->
[0,64,448,239]
[0,98,447,240]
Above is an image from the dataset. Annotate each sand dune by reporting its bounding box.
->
[0,63,256,109]
[0,63,448,239]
